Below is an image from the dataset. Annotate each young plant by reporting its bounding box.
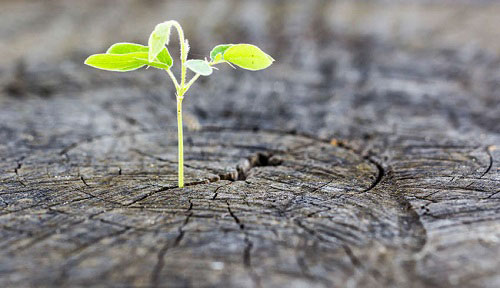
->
[85,20,274,188]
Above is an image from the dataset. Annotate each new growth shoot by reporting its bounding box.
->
[85,20,274,188]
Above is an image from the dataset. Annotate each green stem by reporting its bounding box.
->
[177,94,184,188]
[167,21,201,188]
[185,74,200,91]
[168,21,188,188]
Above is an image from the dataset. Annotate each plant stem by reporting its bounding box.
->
[168,21,188,188]
[177,94,184,188]
[168,21,201,188]
[185,74,200,90]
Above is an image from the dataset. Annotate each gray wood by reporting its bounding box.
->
[1,1,499,287]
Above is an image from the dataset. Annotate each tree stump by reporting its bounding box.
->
[1,1,499,287]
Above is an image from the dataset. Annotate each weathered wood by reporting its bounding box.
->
[1,1,500,287]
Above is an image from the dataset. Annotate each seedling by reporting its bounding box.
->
[85,20,274,188]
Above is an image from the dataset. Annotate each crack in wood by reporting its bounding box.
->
[362,158,385,193]
[226,201,262,288]
[211,182,233,200]
[479,146,494,179]
[54,227,131,286]
[150,200,194,288]
[79,176,90,187]
[484,189,500,200]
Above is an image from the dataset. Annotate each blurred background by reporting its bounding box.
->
[2,0,500,66]
[1,0,499,143]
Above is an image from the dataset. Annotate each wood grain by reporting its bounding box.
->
[0,1,499,287]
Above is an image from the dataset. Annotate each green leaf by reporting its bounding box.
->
[210,44,233,62]
[223,44,274,71]
[154,48,173,68]
[106,42,147,54]
[148,21,174,62]
[130,52,171,70]
[186,60,213,76]
[85,52,171,72]
[106,42,173,68]
[85,53,146,72]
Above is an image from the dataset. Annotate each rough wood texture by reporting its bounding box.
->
[1,1,499,287]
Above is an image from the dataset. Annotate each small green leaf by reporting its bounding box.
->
[106,43,147,54]
[106,42,173,68]
[85,53,146,72]
[154,48,173,68]
[131,52,171,70]
[223,44,274,71]
[210,44,233,62]
[85,52,171,72]
[186,59,213,76]
[148,21,174,62]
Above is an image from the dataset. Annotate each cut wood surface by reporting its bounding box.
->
[0,1,499,287]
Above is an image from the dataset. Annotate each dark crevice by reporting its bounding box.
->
[484,189,500,199]
[174,200,193,247]
[235,152,282,181]
[227,201,244,230]
[362,158,385,193]
[80,176,90,187]
[14,158,27,186]
[150,241,170,288]
[227,201,261,288]
[14,162,22,175]
[212,182,232,200]
[125,185,177,207]
[150,200,194,288]
[479,146,494,179]
[330,138,386,193]
[209,152,283,183]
